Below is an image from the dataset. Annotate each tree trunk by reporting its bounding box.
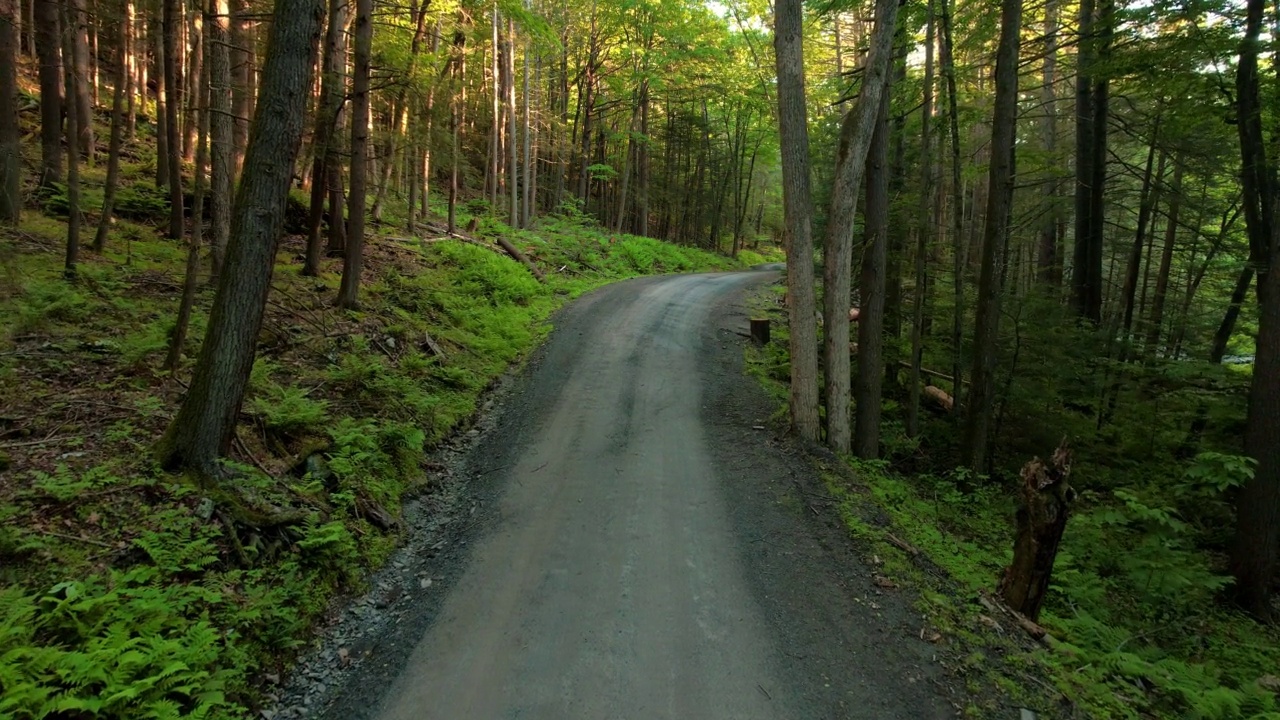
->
[303,0,346,275]
[940,0,965,406]
[158,0,324,474]
[35,0,62,190]
[61,3,81,278]
[853,93,891,459]
[773,0,820,442]
[1037,0,1061,285]
[167,61,209,371]
[163,0,185,239]
[155,14,170,188]
[506,19,518,228]
[230,0,252,175]
[336,0,371,309]
[1118,129,1161,341]
[999,441,1074,622]
[67,0,92,160]
[183,7,204,164]
[94,19,129,250]
[0,0,18,224]
[1144,157,1183,355]
[1070,0,1101,322]
[962,0,1021,473]
[208,0,232,280]
[907,0,936,438]
[823,0,899,454]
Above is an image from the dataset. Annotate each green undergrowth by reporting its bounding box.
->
[0,178,748,717]
[744,283,1280,720]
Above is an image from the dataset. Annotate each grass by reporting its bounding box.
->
[0,135,765,716]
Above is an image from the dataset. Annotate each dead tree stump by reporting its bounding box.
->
[750,318,771,345]
[998,439,1074,621]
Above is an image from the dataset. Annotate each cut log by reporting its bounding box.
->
[495,237,546,282]
[923,385,954,412]
[998,439,1074,621]
[849,307,860,322]
[750,318,771,345]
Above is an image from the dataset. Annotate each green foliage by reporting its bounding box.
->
[0,570,240,720]
[249,386,330,434]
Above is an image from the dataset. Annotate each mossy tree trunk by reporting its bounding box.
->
[999,442,1073,621]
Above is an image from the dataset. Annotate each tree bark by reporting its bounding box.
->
[1144,157,1183,355]
[1070,0,1101,322]
[208,0,232,280]
[999,441,1073,621]
[962,0,1021,472]
[1037,0,1061,285]
[34,0,62,190]
[940,0,965,406]
[336,0,371,309]
[167,60,209,372]
[159,0,323,474]
[67,0,92,160]
[94,18,129,250]
[823,0,899,454]
[163,0,185,239]
[853,93,891,459]
[303,0,347,275]
[61,3,81,278]
[908,0,937,438]
[0,0,19,224]
[773,0,820,442]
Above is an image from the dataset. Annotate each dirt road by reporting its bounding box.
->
[332,271,952,719]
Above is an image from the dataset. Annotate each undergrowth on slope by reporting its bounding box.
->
[0,175,747,717]
[744,282,1280,720]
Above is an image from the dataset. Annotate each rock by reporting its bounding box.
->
[420,577,433,589]
[1258,675,1280,693]
[196,498,216,521]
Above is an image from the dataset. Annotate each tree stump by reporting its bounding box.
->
[998,439,1074,621]
[750,318,770,345]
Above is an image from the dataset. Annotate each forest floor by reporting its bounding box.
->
[744,283,1280,720]
[279,270,956,720]
[0,132,776,715]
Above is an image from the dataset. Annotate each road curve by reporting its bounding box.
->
[364,270,951,720]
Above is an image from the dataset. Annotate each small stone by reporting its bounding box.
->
[196,498,215,521]
[420,577,433,589]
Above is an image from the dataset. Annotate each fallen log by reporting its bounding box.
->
[923,385,954,412]
[998,439,1074,622]
[495,237,546,282]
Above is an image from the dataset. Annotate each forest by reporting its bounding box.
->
[0,0,1279,713]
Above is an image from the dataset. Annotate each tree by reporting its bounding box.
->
[961,0,1021,472]
[94,13,129,250]
[163,0,185,239]
[34,0,61,190]
[835,0,899,457]
[0,0,18,224]
[1230,0,1279,621]
[303,0,348,276]
[336,0,371,309]
[852,91,891,459]
[61,0,82,278]
[773,0,820,442]
[208,0,232,279]
[159,0,325,474]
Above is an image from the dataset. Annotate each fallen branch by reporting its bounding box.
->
[886,532,920,556]
[495,237,546,282]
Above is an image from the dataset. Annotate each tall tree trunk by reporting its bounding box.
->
[163,0,185,239]
[62,3,81,278]
[183,7,203,164]
[155,15,170,188]
[1117,129,1161,341]
[1070,0,1101,321]
[962,0,1021,472]
[1037,0,1061,285]
[125,0,136,140]
[35,0,62,190]
[940,0,965,406]
[336,0,370,309]
[303,0,346,275]
[1145,158,1184,354]
[826,0,899,454]
[506,19,518,227]
[67,0,92,160]
[158,0,324,474]
[208,0,232,280]
[773,0,820,442]
[94,19,130,250]
[853,94,891,459]
[167,61,209,371]
[0,0,18,224]
[230,0,251,175]
[908,0,937,438]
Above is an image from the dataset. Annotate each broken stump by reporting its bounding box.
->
[750,318,771,345]
[998,439,1074,622]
